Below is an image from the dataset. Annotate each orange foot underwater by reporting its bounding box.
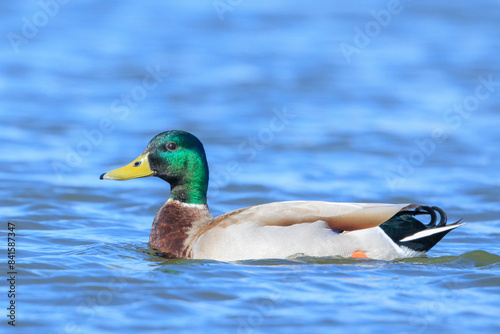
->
[351,250,369,259]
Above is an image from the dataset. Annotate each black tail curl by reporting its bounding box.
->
[394,205,448,228]
[381,205,462,253]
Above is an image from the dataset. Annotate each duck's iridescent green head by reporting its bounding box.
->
[100,130,209,205]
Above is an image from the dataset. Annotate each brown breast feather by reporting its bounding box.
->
[148,200,212,258]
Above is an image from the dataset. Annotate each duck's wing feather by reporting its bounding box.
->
[213,201,417,231]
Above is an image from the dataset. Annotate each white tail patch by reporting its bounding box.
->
[400,223,465,242]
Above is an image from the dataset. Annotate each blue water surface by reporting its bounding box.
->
[1,1,500,333]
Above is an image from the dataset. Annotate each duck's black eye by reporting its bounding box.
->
[166,142,178,151]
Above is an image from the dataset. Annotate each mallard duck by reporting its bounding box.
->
[100,130,463,261]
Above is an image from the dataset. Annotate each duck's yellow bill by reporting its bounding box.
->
[100,153,154,181]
